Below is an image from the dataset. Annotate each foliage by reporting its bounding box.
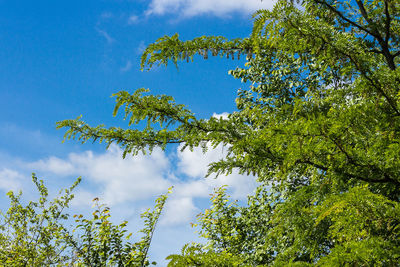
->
[0,175,171,266]
[194,186,275,265]
[70,186,171,266]
[0,174,79,266]
[166,243,249,267]
[57,0,400,265]
[191,183,400,266]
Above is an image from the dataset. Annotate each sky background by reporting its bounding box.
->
[0,0,275,264]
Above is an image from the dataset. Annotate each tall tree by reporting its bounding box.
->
[58,0,400,265]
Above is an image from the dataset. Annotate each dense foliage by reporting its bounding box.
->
[0,175,79,266]
[0,175,170,266]
[15,0,400,265]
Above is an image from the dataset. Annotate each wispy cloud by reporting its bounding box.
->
[96,27,115,44]
[30,156,75,176]
[127,14,139,24]
[100,12,114,20]
[0,168,24,192]
[0,123,68,157]
[146,0,276,18]
[136,40,146,55]
[120,60,133,72]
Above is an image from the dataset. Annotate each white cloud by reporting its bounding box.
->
[160,143,256,225]
[146,0,276,17]
[70,189,96,208]
[174,180,210,198]
[127,14,139,24]
[212,112,229,120]
[100,12,114,20]
[176,143,256,199]
[120,60,132,72]
[136,40,147,55]
[177,143,226,178]
[30,145,172,206]
[27,139,257,225]
[0,168,24,192]
[161,197,198,225]
[96,27,115,44]
[30,156,75,176]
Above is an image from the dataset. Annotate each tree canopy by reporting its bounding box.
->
[56,0,400,265]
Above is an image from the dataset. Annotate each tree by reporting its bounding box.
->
[0,174,79,266]
[58,0,400,265]
[0,175,171,266]
[70,188,172,266]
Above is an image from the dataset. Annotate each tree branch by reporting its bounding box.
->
[383,0,392,44]
[297,159,400,186]
[313,0,377,38]
[355,0,396,69]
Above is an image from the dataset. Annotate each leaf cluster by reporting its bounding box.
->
[0,175,171,266]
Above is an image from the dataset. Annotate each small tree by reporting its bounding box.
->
[70,188,172,267]
[0,175,171,266]
[0,174,79,266]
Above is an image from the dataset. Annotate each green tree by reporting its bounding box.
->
[58,0,400,265]
[0,174,80,266]
[0,175,171,266]
[70,188,172,266]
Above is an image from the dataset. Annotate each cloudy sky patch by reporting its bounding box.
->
[146,0,276,17]
[19,142,256,224]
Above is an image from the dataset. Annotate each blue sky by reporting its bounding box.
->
[0,0,275,264]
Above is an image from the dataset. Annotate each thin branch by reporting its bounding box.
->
[297,159,400,186]
[287,15,400,116]
[314,0,378,38]
[383,0,392,43]
[355,0,396,69]
[140,197,168,267]
[325,133,400,185]
[368,48,384,54]
[355,0,373,25]
[315,0,396,70]
[339,47,400,115]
